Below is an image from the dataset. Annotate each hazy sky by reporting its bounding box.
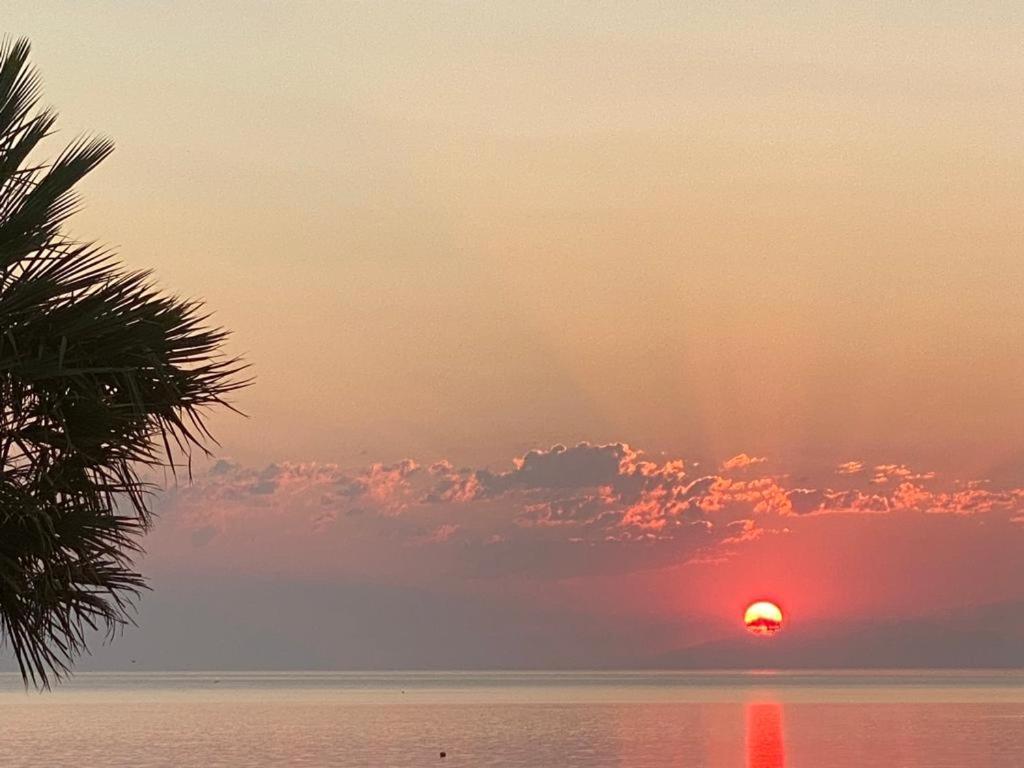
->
[7,2,1024,668]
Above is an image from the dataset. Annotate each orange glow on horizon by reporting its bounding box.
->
[744,601,784,636]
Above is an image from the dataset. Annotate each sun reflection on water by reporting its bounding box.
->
[746,702,785,768]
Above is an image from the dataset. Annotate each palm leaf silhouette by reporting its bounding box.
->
[0,38,248,687]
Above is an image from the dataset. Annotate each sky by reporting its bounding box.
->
[6,1,1024,669]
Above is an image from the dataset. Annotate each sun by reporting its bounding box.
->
[744,600,783,636]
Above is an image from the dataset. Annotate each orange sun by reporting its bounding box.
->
[744,600,783,636]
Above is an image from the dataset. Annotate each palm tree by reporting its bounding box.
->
[0,38,246,687]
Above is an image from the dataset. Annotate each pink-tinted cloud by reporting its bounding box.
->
[870,464,937,485]
[721,453,768,471]
[136,441,1024,664]
[721,518,764,545]
[151,443,1024,586]
[835,460,865,475]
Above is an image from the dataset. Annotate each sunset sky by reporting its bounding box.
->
[8,2,1024,668]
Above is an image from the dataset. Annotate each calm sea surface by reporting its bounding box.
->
[1,670,1022,767]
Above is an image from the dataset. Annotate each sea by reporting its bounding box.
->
[1,670,1022,767]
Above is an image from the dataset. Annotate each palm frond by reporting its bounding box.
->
[0,37,248,688]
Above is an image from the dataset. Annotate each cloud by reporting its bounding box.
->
[519,494,615,527]
[721,453,767,471]
[475,442,634,495]
[121,443,1024,672]
[416,523,461,545]
[721,518,764,544]
[335,459,420,508]
[870,464,937,485]
[151,444,1024,587]
[786,488,825,515]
